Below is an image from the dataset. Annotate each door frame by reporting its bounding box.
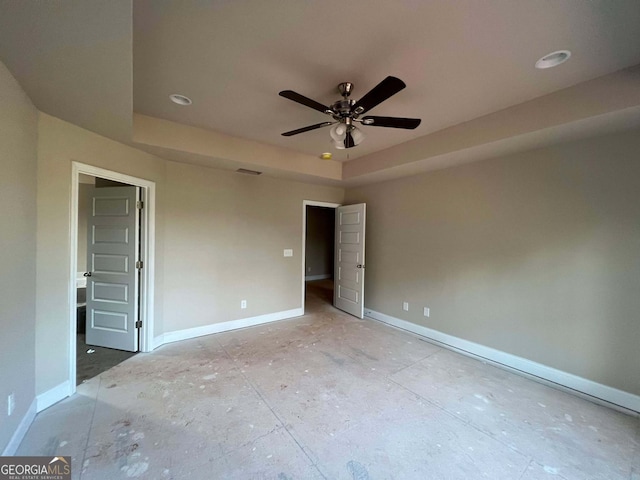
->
[69,162,156,394]
[301,200,341,313]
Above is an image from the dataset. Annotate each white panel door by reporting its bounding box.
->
[334,203,366,318]
[85,186,139,351]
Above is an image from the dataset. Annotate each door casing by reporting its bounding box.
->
[70,162,156,396]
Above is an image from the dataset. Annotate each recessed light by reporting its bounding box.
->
[320,152,333,160]
[535,50,571,69]
[169,94,192,106]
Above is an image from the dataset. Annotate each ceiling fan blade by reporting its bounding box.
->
[279,90,331,114]
[281,121,333,137]
[344,131,355,148]
[352,76,406,115]
[361,116,421,129]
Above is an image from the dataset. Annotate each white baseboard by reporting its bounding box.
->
[365,309,640,414]
[152,334,166,351]
[157,308,304,348]
[305,274,332,281]
[2,397,37,456]
[36,381,71,413]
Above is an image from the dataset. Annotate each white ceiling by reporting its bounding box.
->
[1,1,640,185]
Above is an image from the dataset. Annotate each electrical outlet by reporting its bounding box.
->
[241,300,247,309]
[283,249,293,257]
[7,393,15,416]
[403,302,409,312]
[424,307,430,317]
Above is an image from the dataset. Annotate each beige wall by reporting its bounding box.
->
[345,128,640,396]
[305,206,335,278]
[35,113,344,396]
[162,163,343,332]
[0,61,38,452]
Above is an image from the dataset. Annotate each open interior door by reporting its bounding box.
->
[85,185,139,351]
[334,203,366,318]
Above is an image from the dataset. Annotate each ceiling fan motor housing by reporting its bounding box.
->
[331,98,356,119]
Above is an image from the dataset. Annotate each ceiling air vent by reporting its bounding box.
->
[236,168,262,176]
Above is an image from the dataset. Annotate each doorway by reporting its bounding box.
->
[70,163,156,395]
[75,174,138,384]
[302,201,340,313]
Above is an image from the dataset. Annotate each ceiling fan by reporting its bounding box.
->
[279,76,421,149]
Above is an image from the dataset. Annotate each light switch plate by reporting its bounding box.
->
[283,249,293,257]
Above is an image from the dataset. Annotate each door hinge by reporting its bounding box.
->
[136,260,144,269]
[136,200,144,210]
[135,320,142,329]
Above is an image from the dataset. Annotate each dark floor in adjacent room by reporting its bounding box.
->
[76,334,137,385]
[19,280,640,479]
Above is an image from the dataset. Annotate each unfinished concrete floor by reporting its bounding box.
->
[18,281,640,479]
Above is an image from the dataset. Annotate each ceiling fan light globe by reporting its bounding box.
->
[351,126,365,145]
[330,123,347,142]
[332,139,345,150]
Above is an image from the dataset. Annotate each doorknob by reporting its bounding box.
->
[83,272,92,277]
[356,264,365,269]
